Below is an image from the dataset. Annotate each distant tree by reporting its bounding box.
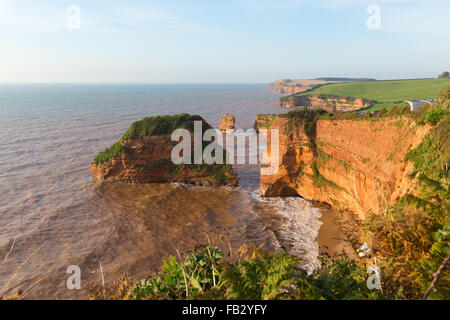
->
[437,71,449,79]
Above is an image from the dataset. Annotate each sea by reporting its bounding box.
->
[0,83,323,299]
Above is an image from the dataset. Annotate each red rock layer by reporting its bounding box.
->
[219,114,235,131]
[258,116,429,219]
[278,95,371,111]
[91,135,239,187]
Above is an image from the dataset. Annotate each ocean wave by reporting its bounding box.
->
[245,189,322,274]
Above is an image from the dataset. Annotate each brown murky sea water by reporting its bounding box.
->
[0,84,322,299]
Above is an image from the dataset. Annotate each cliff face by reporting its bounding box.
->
[258,115,430,219]
[269,79,344,95]
[219,114,235,131]
[269,84,312,94]
[279,95,373,111]
[91,115,239,187]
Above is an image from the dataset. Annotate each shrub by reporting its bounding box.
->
[122,247,386,300]
[437,71,449,79]
[93,142,131,165]
[366,112,450,299]
[414,104,450,125]
[92,114,213,164]
[280,107,327,154]
[425,108,449,125]
[131,247,223,300]
[122,114,211,140]
[306,255,385,300]
[220,251,300,300]
[438,85,450,107]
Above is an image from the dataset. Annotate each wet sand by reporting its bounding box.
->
[316,206,358,259]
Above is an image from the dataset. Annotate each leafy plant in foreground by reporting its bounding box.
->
[122,247,386,300]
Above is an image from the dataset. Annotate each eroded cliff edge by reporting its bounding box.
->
[91,114,239,187]
[257,111,431,219]
[278,94,374,111]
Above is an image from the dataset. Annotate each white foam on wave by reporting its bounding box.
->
[245,189,323,274]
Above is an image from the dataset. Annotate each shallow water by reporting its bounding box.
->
[0,84,321,299]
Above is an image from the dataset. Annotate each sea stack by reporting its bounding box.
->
[91,114,239,187]
[219,113,235,131]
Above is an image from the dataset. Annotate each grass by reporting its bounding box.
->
[93,142,132,165]
[317,148,351,169]
[279,108,327,142]
[1,241,45,300]
[361,102,407,112]
[122,113,211,140]
[93,113,212,165]
[294,78,450,103]
[256,114,279,129]
[311,161,345,191]
[267,87,449,127]
[198,163,234,182]
[318,104,418,121]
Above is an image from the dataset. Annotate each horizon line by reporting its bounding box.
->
[0,77,441,85]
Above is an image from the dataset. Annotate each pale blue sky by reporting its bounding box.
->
[1,0,449,83]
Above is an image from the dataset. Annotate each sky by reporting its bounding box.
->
[0,0,449,83]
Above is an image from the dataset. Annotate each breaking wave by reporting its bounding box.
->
[245,190,323,274]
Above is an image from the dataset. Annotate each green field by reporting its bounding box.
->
[362,102,406,112]
[295,78,450,110]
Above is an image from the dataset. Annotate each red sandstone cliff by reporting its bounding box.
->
[269,84,312,94]
[269,79,343,95]
[219,114,235,131]
[257,115,430,219]
[91,115,239,187]
[278,95,373,111]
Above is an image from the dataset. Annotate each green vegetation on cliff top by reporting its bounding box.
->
[92,113,234,184]
[93,141,132,165]
[267,90,449,126]
[294,78,450,102]
[93,114,211,165]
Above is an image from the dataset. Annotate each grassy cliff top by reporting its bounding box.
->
[121,113,212,140]
[294,78,450,102]
[93,113,212,164]
[257,90,449,131]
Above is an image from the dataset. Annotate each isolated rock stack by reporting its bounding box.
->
[219,114,235,131]
[91,114,239,187]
